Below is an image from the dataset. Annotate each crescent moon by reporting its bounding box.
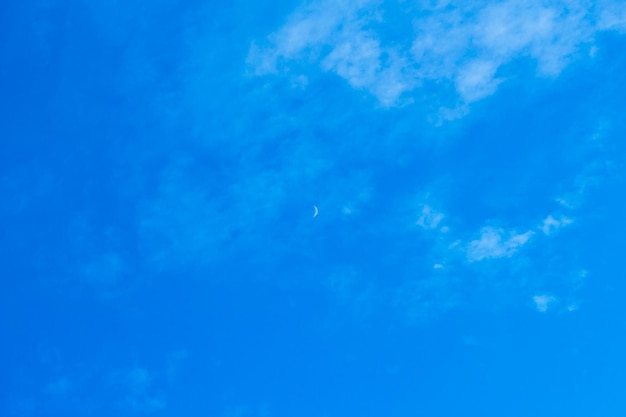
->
[312,205,319,218]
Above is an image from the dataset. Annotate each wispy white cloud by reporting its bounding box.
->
[597,0,626,32]
[533,294,557,312]
[250,0,626,106]
[415,204,445,230]
[321,34,413,106]
[454,59,503,102]
[466,226,534,262]
[388,187,589,319]
[540,215,573,235]
[248,0,413,106]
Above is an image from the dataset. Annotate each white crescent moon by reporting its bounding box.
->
[312,205,319,218]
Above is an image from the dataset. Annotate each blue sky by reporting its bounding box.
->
[2,0,626,415]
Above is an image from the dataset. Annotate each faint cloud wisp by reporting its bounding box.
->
[250,0,626,107]
[533,294,557,312]
[466,226,534,262]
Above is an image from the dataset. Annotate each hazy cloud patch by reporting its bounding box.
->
[250,0,626,107]
[416,204,445,230]
[533,294,557,312]
[466,227,534,262]
[540,215,574,235]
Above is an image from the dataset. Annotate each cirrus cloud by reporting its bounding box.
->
[249,0,626,107]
